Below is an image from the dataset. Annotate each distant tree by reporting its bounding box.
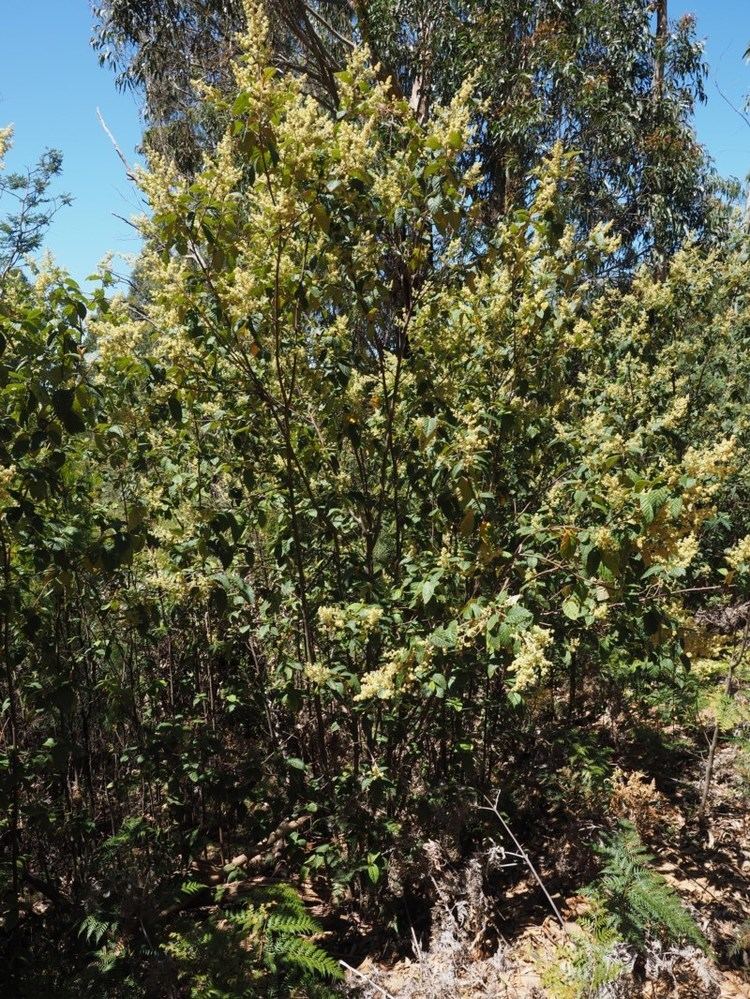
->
[0,127,70,281]
[92,0,718,268]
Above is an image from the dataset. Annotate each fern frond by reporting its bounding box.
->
[258,882,309,911]
[164,881,340,992]
[586,821,708,953]
[180,879,207,897]
[93,943,123,975]
[78,914,112,946]
[266,911,321,936]
[274,936,344,980]
[626,871,706,950]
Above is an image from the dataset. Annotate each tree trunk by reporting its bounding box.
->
[653,0,667,100]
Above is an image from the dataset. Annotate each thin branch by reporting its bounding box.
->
[111,212,142,231]
[96,108,137,182]
[340,960,396,998]
[712,77,750,133]
[301,0,355,49]
[698,616,750,819]
[480,792,566,928]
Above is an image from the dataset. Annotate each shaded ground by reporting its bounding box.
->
[343,741,750,999]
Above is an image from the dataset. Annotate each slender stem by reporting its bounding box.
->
[481,792,565,928]
[0,521,19,914]
[699,618,750,819]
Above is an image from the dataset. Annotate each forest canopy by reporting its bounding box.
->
[1,2,750,997]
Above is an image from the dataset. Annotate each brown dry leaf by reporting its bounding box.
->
[721,971,750,999]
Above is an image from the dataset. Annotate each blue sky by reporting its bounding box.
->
[1,2,749,283]
[0,2,144,283]
[690,0,750,182]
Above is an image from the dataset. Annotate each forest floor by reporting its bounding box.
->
[342,739,750,998]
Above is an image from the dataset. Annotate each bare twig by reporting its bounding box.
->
[710,77,750,229]
[480,792,565,928]
[713,77,750,133]
[96,108,137,182]
[340,959,397,998]
[698,616,750,819]
[301,0,355,49]
[111,212,142,231]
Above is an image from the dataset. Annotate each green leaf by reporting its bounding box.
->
[562,598,580,620]
[422,577,438,605]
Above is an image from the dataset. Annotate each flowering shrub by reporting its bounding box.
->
[2,4,750,993]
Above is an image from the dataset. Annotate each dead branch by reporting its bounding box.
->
[480,792,565,929]
[96,108,137,183]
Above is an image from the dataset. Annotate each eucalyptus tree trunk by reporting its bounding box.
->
[653,0,667,100]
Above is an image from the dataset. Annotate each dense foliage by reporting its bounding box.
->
[1,2,749,996]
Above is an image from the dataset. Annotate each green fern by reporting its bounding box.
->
[538,921,624,999]
[180,879,208,897]
[163,881,342,996]
[585,822,708,953]
[93,943,124,975]
[256,885,342,983]
[273,935,343,981]
[78,913,114,946]
[265,911,320,936]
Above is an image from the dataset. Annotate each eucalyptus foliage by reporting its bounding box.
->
[93,0,721,265]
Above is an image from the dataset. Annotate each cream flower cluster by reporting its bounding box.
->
[0,124,12,169]
[355,657,400,702]
[591,526,618,552]
[508,625,553,693]
[303,662,333,687]
[0,463,16,511]
[317,603,383,637]
[726,534,750,571]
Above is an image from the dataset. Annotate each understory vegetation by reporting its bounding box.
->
[1,1,750,996]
